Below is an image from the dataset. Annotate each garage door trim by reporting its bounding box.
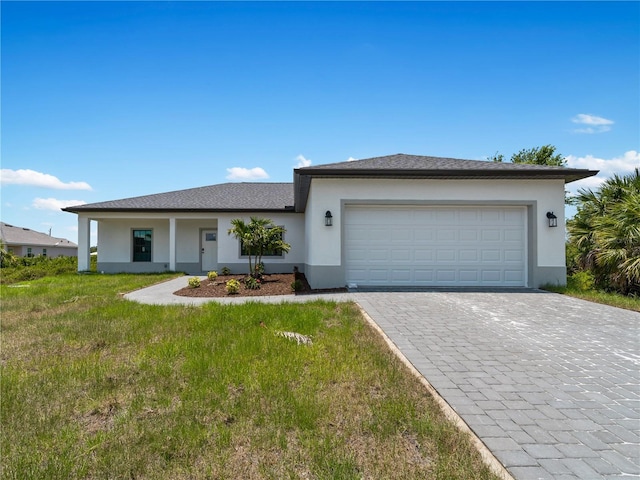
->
[343,204,528,288]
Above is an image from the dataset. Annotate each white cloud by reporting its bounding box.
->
[32,198,87,211]
[347,157,357,162]
[225,167,269,181]
[295,155,312,168]
[566,150,640,195]
[571,113,614,134]
[572,113,614,126]
[0,169,92,190]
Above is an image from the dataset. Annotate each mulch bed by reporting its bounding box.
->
[174,272,346,298]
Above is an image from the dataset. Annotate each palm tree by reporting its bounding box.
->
[256,222,291,272]
[228,217,291,277]
[227,218,255,275]
[568,169,640,294]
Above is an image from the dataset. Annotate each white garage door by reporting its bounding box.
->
[344,205,526,287]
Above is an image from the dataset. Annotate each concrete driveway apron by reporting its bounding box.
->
[353,290,640,480]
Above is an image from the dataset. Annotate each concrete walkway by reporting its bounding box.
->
[125,278,640,479]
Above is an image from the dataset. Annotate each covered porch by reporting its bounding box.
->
[76,213,220,274]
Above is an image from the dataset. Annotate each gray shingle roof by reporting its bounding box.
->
[63,154,598,214]
[293,153,598,211]
[63,182,295,213]
[295,153,596,179]
[0,222,77,247]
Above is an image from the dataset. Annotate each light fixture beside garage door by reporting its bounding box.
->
[325,210,333,226]
[546,211,558,227]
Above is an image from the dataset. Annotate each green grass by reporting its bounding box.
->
[0,254,102,284]
[542,284,640,312]
[1,273,499,479]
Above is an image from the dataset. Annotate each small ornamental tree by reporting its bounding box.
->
[228,217,291,277]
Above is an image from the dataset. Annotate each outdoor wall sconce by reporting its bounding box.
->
[325,210,333,227]
[546,211,558,228]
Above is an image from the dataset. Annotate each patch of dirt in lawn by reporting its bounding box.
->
[174,272,346,298]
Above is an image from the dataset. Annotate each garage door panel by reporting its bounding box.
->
[391,228,412,242]
[481,229,501,241]
[505,270,524,281]
[346,248,367,261]
[369,228,391,243]
[459,250,479,262]
[481,270,502,282]
[414,269,434,281]
[504,229,524,242]
[391,249,411,261]
[391,269,412,282]
[436,270,456,282]
[414,210,436,222]
[504,209,524,224]
[459,210,480,222]
[459,229,478,242]
[347,268,368,282]
[481,210,502,222]
[435,210,453,223]
[345,227,370,242]
[369,269,390,282]
[414,249,434,261]
[415,228,434,241]
[437,229,456,241]
[505,249,523,262]
[481,250,501,262]
[459,270,479,282]
[345,206,526,287]
[437,249,456,262]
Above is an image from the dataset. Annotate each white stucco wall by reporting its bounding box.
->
[86,211,305,272]
[305,177,567,270]
[175,219,218,263]
[98,218,170,263]
[216,212,306,268]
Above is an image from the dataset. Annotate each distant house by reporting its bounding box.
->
[0,222,78,258]
[63,154,597,289]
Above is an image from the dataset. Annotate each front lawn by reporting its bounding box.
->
[1,274,498,479]
[542,284,640,312]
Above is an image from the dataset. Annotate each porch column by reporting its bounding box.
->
[169,217,176,271]
[78,215,91,271]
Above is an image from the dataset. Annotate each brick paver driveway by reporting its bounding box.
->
[353,290,640,480]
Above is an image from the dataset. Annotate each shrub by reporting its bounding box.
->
[225,279,240,294]
[254,262,265,277]
[220,266,231,275]
[1,248,19,268]
[188,277,201,288]
[291,279,303,292]
[207,271,218,281]
[245,276,261,290]
[0,256,79,284]
[567,271,595,292]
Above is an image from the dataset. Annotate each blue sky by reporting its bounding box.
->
[2,1,639,244]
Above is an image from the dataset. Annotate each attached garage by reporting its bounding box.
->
[344,205,527,287]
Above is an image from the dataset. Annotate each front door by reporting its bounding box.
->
[201,229,218,272]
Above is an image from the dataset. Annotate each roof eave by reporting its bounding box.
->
[294,167,598,181]
[292,168,599,213]
[62,207,296,214]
